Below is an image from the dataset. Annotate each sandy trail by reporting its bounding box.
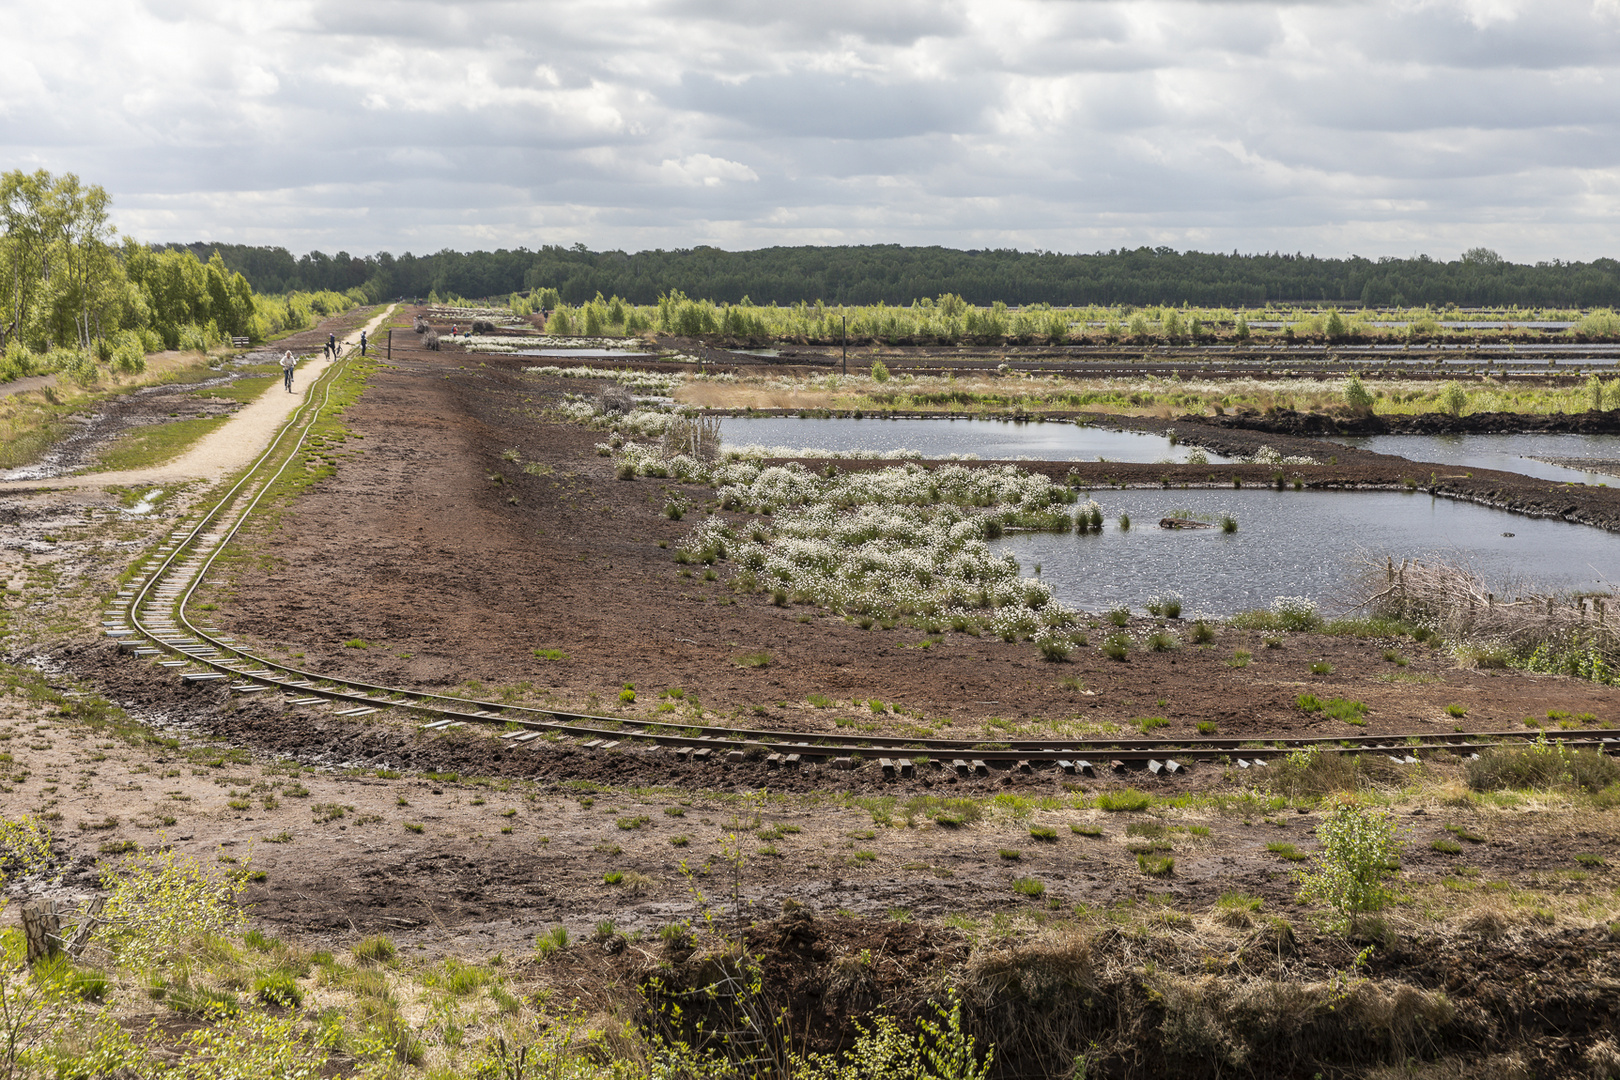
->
[0,306,394,493]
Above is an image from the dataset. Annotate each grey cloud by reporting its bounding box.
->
[8,0,1620,261]
[670,72,991,139]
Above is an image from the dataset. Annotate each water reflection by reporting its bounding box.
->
[994,489,1620,616]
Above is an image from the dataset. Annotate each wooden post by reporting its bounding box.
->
[387,329,392,361]
[20,900,60,963]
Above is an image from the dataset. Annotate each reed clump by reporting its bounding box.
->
[1351,555,1618,681]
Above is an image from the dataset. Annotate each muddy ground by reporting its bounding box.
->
[5,309,1620,1076]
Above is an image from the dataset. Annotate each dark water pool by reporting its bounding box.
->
[1329,433,1620,485]
[996,488,1620,616]
[719,417,1235,462]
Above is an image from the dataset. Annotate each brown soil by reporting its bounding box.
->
[7,308,1620,1077]
[191,333,1620,738]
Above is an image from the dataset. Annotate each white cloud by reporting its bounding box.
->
[2,0,1618,261]
[658,153,759,187]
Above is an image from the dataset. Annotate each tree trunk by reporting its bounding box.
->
[20,901,60,963]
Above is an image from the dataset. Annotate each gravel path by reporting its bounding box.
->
[0,306,394,493]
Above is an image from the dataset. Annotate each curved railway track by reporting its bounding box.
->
[97,334,1620,781]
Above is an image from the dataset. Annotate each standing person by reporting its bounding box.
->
[360,330,367,356]
[281,351,295,392]
[328,332,337,357]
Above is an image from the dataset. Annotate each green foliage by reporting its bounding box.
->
[1465,733,1620,793]
[1295,801,1402,925]
[95,847,249,972]
[1343,374,1374,411]
[793,990,991,1080]
[871,359,890,382]
[253,971,303,1008]
[1095,790,1151,812]
[1440,382,1467,417]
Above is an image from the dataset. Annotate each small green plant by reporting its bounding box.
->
[1096,789,1151,812]
[1295,801,1403,926]
[1430,838,1463,855]
[1189,620,1215,644]
[404,822,424,833]
[735,651,772,668]
[254,972,303,1008]
[1229,649,1251,668]
[534,648,567,660]
[1445,704,1468,718]
[1266,841,1307,862]
[343,639,370,649]
[619,688,636,703]
[1106,606,1129,627]
[1137,716,1169,734]
[353,935,396,965]
[1070,823,1103,837]
[1309,661,1333,675]
[1145,631,1176,652]
[1196,721,1219,735]
[807,693,833,708]
[1029,825,1058,842]
[1137,853,1175,876]
[1011,876,1045,897]
[534,925,569,958]
[604,870,625,885]
[1101,633,1130,662]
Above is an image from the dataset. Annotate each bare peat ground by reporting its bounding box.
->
[5,316,1620,1076]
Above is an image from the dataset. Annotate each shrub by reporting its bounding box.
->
[1466,735,1620,793]
[1295,801,1402,926]
[871,359,890,382]
[1106,606,1129,627]
[422,331,440,351]
[96,847,249,972]
[1189,620,1215,644]
[1343,374,1374,411]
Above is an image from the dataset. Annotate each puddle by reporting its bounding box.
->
[124,489,164,515]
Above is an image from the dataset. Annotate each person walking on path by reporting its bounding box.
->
[328,332,337,357]
[281,351,296,392]
[360,330,367,356]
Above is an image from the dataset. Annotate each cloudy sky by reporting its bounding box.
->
[5,0,1619,261]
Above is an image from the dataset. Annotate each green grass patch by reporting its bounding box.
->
[91,416,230,472]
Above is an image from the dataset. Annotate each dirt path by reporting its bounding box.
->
[0,306,395,493]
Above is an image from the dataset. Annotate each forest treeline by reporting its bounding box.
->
[0,169,360,383]
[174,241,1620,309]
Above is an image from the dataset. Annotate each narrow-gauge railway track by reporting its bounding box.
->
[98,331,1620,780]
